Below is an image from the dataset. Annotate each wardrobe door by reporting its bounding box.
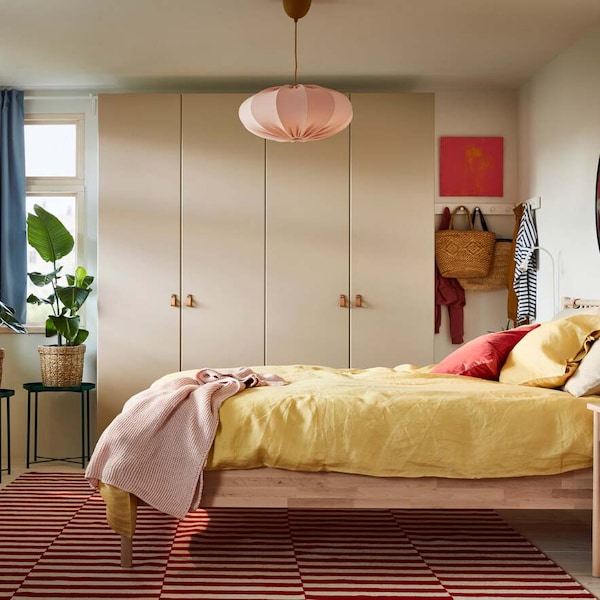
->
[97,94,182,431]
[350,93,435,368]
[180,94,266,369]
[265,131,350,367]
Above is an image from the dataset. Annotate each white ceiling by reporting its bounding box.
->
[1,0,600,92]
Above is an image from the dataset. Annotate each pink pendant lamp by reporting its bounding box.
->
[239,0,352,143]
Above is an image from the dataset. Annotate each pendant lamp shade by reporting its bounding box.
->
[239,0,352,143]
[239,84,353,142]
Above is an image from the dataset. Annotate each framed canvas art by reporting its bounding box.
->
[440,136,503,197]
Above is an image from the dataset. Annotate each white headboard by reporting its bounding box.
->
[561,296,600,310]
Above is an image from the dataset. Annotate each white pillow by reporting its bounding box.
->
[563,340,600,397]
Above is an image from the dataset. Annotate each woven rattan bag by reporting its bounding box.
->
[435,206,496,278]
[459,239,512,291]
[457,206,511,291]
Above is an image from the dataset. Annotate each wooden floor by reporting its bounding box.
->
[1,463,599,598]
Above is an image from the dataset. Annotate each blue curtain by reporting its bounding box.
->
[0,89,27,323]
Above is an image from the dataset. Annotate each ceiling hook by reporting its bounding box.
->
[283,0,312,21]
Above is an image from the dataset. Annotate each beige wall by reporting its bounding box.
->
[433,90,519,362]
[518,25,600,321]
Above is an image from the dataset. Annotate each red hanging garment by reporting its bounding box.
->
[435,207,466,344]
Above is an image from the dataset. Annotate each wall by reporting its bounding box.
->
[518,26,600,320]
[433,91,519,363]
[0,94,98,464]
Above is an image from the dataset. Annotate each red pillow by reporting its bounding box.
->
[431,324,540,380]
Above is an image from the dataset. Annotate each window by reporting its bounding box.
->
[25,114,85,326]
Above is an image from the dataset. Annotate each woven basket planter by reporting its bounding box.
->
[38,344,86,387]
[0,348,4,389]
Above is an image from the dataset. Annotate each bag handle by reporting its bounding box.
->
[448,205,473,231]
[471,206,490,231]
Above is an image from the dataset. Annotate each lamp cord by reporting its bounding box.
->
[294,19,298,86]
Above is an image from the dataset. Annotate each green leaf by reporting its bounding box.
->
[28,268,62,287]
[45,317,57,338]
[48,314,80,344]
[27,293,55,306]
[66,267,93,289]
[27,204,74,263]
[56,286,91,313]
[0,301,27,334]
[72,328,89,346]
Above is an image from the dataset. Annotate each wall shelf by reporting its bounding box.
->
[434,197,541,216]
[434,203,514,215]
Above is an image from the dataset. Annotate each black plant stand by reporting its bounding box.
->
[0,389,14,482]
[23,382,95,469]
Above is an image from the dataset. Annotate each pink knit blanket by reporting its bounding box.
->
[85,368,285,519]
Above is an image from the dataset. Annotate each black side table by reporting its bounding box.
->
[23,382,95,469]
[0,389,14,482]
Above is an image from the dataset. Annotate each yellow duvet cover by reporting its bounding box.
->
[158,364,593,479]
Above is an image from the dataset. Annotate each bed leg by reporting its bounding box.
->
[593,411,600,577]
[120,535,133,569]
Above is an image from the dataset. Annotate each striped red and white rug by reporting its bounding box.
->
[0,472,595,599]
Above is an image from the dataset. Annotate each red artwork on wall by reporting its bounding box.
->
[440,136,504,197]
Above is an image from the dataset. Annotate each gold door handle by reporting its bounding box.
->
[170,294,178,307]
[355,294,363,308]
[186,294,194,308]
[339,294,347,308]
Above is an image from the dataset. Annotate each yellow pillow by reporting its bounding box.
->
[499,314,600,387]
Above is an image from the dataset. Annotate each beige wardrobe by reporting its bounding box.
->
[97,92,434,430]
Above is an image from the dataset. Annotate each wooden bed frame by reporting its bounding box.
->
[119,466,594,568]
[116,296,600,570]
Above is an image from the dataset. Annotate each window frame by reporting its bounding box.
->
[25,113,85,193]
[24,113,86,331]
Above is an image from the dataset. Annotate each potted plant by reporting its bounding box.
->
[0,300,27,389]
[27,204,94,387]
